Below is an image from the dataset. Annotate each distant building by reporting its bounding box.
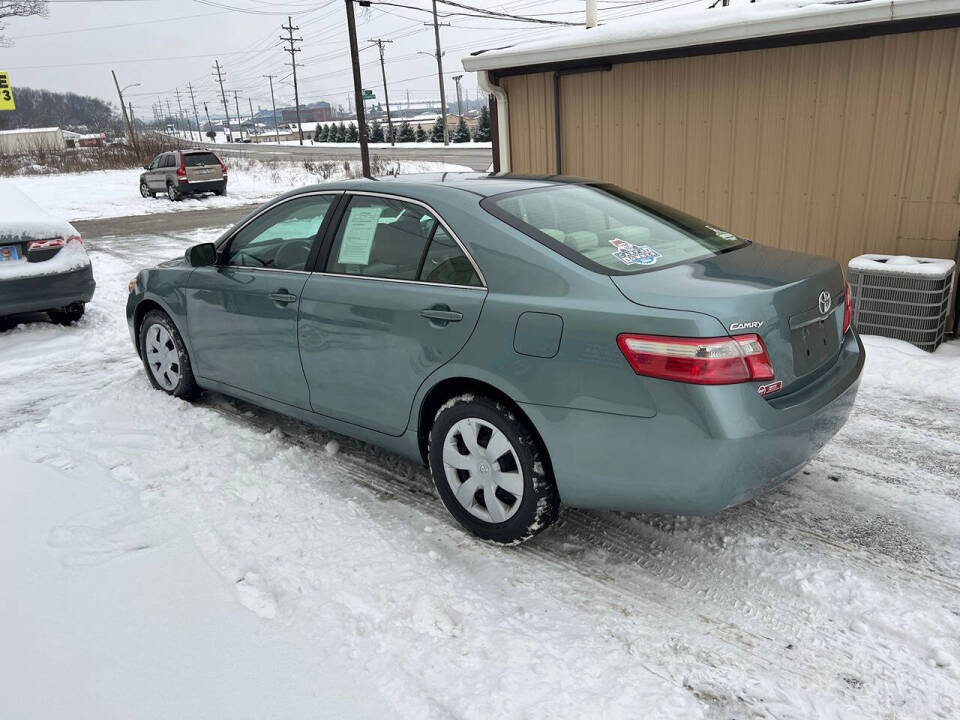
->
[0,127,65,155]
[281,104,332,123]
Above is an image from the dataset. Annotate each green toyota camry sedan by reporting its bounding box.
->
[126,174,864,544]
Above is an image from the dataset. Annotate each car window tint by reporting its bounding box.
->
[326,196,437,281]
[418,226,481,286]
[164,154,176,168]
[487,185,749,274]
[224,195,333,270]
[150,155,162,169]
[183,152,220,167]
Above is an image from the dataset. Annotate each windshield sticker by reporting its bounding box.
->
[705,225,740,243]
[609,238,661,266]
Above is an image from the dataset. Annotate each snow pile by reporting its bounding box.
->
[848,253,956,278]
[10,158,473,222]
[0,182,79,241]
[0,241,90,279]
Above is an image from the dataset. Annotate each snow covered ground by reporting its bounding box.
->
[5,158,472,222]
[1,228,958,719]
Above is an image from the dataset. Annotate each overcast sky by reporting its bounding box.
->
[0,0,673,118]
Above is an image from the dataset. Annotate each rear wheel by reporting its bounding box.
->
[138,310,198,399]
[429,394,559,544]
[166,182,182,202]
[48,303,85,325]
[213,183,226,196]
[139,181,154,198]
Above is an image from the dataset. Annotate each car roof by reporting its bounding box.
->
[287,173,597,201]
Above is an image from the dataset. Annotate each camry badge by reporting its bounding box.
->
[818,290,831,315]
[730,321,763,331]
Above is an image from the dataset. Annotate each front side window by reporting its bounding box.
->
[150,155,163,169]
[484,184,749,274]
[326,196,437,281]
[224,195,333,270]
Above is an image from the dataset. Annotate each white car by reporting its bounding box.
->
[0,184,95,324]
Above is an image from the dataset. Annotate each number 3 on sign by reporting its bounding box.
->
[0,72,15,111]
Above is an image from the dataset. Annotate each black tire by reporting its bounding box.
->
[213,183,226,196]
[48,303,85,325]
[139,181,154,198]
[166,182,182,202]
[428,394,559,544]
[137,309,199,400]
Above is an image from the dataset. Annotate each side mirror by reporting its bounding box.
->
[143,165,150,170]
[185,242,217,267]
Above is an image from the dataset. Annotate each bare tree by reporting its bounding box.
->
[0,1,48,47]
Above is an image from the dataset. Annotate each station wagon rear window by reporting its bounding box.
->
[483,184,749,274]
[183,152,220,167]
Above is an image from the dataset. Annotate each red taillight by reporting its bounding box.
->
[27,237,64,251]
[176,153,186,178]
[843,281,852,334]
[617,333,774,385]
[218,157,227,174]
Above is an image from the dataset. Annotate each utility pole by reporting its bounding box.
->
[186,82,202,140]
[165,98,174,131]
[452,74,463,119]
[368,38,394,146]
[203,102,214,142]
[110,70,139,156]
[231,90,244,140]
[344,0,370,176]
[281,16,304,145]
[430,0,449,145]
[128,101,138,151]
[264,75,281,145]
[586,0,597,28]
[212,60,231,140]
[174,88,187,138]
[248,97,255,141]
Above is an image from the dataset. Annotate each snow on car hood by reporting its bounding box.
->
[0,181,79,242]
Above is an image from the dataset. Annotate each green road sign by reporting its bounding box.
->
[362,89,375,100]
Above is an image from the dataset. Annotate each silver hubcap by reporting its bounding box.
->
[145,323,181,391]
[140,183,149,196]
[442,418,523,523]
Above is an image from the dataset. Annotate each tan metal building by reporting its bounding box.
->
[464,0,960,266]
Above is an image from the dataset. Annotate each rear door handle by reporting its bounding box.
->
[420,307,463,324]
[269,291,298,304]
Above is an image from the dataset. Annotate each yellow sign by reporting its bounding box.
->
[0,72,15,111]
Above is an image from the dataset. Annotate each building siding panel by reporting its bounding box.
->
[503,27,960,264]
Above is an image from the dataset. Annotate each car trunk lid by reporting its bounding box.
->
[182,152,224,183]
[611,243,846,395]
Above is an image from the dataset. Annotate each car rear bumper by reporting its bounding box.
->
[0,263,96,316]
[520,331,864,515]
[179,178,226,193]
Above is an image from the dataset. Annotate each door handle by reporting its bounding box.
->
[420,306,463,324]
[269,291,298,304]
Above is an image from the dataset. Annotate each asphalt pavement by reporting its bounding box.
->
[73,205,261,240]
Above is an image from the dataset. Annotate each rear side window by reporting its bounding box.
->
[184,152,220,167]
[326,196,437,281]
[483,184,749,274]
[418,226,480,286]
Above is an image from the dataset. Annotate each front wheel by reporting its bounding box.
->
[429,394,559,544]
[138,310,198,399]
[139,181,154,198]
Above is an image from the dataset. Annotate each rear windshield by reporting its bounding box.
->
[183,152,221,167]
[483,184,749,274]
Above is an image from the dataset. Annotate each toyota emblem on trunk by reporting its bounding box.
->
[818,290,831,315]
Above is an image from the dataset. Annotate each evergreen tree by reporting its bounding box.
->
[473,104,491,142]
[398,120,414,143]
[335,122,346,142]
[345,121,358,142]
[386,123,398,144]
[317,124,329,142]
[369,120,384,143]
[430,117,445,143]
[313,123,322,141]
[414,125,427,142]
[452,117,471,143]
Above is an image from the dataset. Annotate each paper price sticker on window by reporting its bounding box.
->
[336,206,383,265]
[0,72,15,111]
